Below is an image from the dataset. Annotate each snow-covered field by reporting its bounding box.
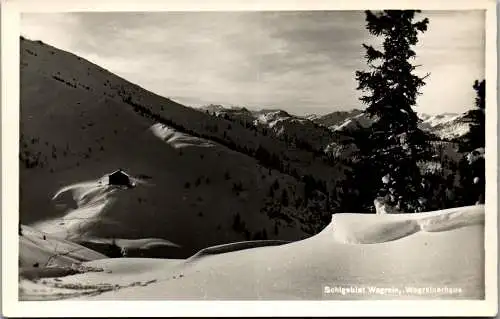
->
[19,205,484,301]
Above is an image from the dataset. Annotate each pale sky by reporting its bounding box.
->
[21,11,485,116]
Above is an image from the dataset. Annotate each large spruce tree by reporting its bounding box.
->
[457,79,485,205]
[352,10,431,213]
[460,79,485,152]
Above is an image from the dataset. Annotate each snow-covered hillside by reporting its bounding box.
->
[420,112,480,140]
[19,224,107,284]
[203,106,336,152]
[20,205,484,300]
[203,104,475,158]
[329,112,377,132]
[309,109,363,128]
[20,37,344,257]
[419,113,462,128]
[328,110,474,140]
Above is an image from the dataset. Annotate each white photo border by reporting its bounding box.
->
[2,0,497,317]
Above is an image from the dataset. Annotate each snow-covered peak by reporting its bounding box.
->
[418,112,461,127]
[255,109,295,127]
[304,114,319,121]
[326,110,476,141]
[310,109,363,128]
[330,112,376,132]
[418,112,460,129]
[419,112,476,140]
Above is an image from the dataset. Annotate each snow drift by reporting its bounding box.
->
[323,205,484,244]
[32,178,123,239]
[150,124,215,149]
[20,205,485,300]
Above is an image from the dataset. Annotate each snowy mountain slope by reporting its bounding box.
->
[22,117,311,256]
[321,111,469,168]
[200,100,476,168]
[418,113,462,128]
[254,109,335,151]
[203,104,472,161]
[309,109,363,128]
[329,112,377,132]
[201,106,366,169]
[28,155,310,258]
[201,105,256,124]
[418,112,475,140]
[19,225,106,271]
[20,205,484,300]
[23,37,344,186]
[204,105,346,153]
[328,110,474,141]
[20,38,341,257]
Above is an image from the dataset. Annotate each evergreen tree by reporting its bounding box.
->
[473,79,485,110]
[460,79,485,152]
[352,10,431,213]
[458,79,486,204]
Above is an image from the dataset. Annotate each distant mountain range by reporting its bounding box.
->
[201,104,475,142]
